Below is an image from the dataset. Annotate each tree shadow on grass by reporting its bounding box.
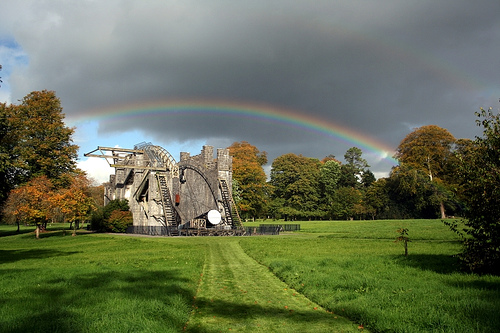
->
[9,229,94,240]
[0,249,81,264]
[1,269,195,333]
[393,254,461,274]
[188,297,358,333]
[0,228,35,237]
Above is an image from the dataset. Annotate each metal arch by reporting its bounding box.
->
[135,142,179,177]
[178,165,219,206]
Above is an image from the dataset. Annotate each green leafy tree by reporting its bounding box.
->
[361,169,376,188]
[363,178,391,219]
[270,153,322,220]
[394,125,456,182]
[320,159,341,201]
[8,90,78,186]
[388,164,441,218]
[90,199,130,232]
[338,164,358,188]
[330,186,362,220]
[0,91,79,212]
[344,147,370,174]
[452,108,500,274]
[338,147,370,188]
[394,125,457,218]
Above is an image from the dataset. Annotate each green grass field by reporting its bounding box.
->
[1,220,499,332]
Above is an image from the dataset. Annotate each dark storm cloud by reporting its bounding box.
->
[3,0,500,175]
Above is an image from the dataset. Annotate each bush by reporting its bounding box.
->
[104,210,133,233]
[89,199,131,232]
[454,108,500,275]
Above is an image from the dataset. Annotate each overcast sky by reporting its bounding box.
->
[1,1,499,183]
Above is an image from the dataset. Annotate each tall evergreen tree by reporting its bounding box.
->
[338,147,370,188]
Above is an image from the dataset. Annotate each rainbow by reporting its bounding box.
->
[68,99,398,165]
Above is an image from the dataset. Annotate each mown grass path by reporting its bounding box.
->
[186,239,363,332]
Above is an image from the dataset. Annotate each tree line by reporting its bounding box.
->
[229,109,500,274]
[229,125,461,222]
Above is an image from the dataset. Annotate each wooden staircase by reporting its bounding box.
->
[156,174,180,236]
[219,179,243,229]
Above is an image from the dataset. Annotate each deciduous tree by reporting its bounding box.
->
[2,176,54,238]
[8,90,78,186]
[394,125,457,218]
[363,178,391,219]
[388,164,439,218]
[228,141,269,220]
[394,125,455,182]
[270,153,322,220]
[330,186,362,220]
[51,173,96,235]
[320,159,341,201]
[452,108,500,274]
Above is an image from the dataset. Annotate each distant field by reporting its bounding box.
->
[1,220,499,332]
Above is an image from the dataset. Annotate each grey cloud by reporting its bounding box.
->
[4,0,500,175]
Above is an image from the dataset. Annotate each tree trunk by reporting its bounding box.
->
[440,201,446,219]
[16,221,20,233]
[35,224,40,239]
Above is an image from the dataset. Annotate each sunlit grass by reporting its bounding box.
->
[239,219,500,332]
[186,238,360,332]
[0,229,205,332]
[2,220,499,332]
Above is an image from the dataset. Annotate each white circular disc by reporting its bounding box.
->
[207,210,222,225]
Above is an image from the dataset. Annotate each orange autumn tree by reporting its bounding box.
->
[51,173,96,236]
[228,141,270,220]
[4,176,54,239]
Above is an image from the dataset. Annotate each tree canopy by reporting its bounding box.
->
[0,90,78,208]
[228,141,269,219]
[1,90,96,236]
[452,108,500,274]
[270,153,322,220]
[394,125,456,181]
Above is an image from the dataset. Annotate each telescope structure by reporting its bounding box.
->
[85,143,242,236]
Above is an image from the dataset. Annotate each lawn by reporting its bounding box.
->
[0,226,206,332]
[1,220,499,332]
[240,219,500,332]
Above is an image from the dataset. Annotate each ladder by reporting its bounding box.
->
[219,179,243,229]
[156,174,180,236]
